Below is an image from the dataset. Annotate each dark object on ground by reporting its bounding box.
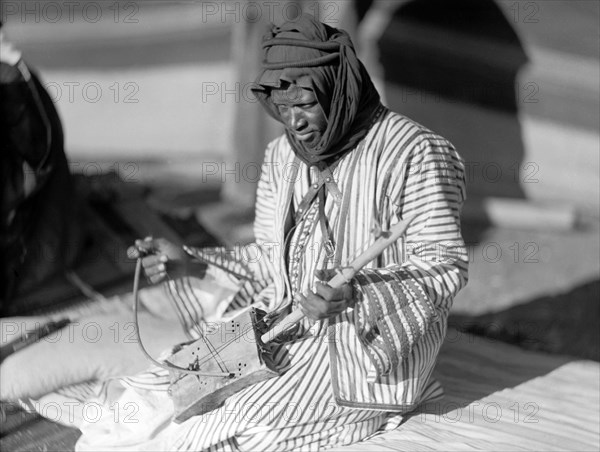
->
[2,173,219,316]
[0,318,70,363]
[0,174,221,449]
[0,403,81,451]
[450,279,600,362]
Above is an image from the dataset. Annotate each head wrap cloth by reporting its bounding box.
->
[251,14,381,166]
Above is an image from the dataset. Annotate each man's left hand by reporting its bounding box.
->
[297,269,355,321]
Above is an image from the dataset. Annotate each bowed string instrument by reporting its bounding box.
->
[131,216,414,423]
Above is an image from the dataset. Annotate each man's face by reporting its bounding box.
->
[271,84,328,151]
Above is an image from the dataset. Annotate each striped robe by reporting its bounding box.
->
[75,108,468,451]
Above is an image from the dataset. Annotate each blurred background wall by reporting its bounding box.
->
[2,0,598,214]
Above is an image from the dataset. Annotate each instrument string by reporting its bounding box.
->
[132,259,233,378]
[178,246,265,374]
[167,321,270,386]
[167,325,265,371]
[171,277,230,374]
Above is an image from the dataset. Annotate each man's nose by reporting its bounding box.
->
[289,109,307,131]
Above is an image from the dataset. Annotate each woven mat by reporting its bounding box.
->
[332,331,600,451]
[2,328,598,451]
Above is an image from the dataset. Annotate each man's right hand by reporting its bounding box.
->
[127,237,191,284]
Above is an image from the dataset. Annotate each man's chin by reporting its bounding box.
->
[298,135,322,151]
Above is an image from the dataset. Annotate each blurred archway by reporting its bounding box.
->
[379,0,529,242]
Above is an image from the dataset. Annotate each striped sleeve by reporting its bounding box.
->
[353,131,468,377]
[181,244,272,309]
[161,140,282,323]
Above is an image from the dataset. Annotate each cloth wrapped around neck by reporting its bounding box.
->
[251,14,381,166]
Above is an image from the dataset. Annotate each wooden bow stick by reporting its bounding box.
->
[261,215,415,343]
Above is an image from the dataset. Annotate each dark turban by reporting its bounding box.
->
[251,14,381,166]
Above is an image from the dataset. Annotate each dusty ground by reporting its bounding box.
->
[453,219,600,361]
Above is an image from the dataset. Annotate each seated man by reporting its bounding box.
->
[78,14,468,451]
